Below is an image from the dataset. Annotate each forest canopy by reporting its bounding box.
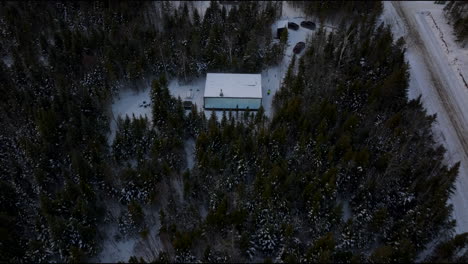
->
[0,1,467,263]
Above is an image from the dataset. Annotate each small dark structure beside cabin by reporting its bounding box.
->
[183,101,193,110]
[277,20,288,39]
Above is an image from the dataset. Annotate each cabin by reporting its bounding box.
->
[204,73,262,110]
[277,19,288,39]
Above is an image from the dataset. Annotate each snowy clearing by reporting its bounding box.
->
[109,2,316,135]
[169,13,315,118]
[382,1,468,234]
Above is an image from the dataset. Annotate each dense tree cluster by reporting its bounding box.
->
[1,1,467,263]
[0,1,279,261]
[147,8,465,262]
[157,1,282,80]
[287,1,383,24]
[444,1,468,45]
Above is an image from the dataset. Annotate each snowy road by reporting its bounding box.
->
[383,1,468,234]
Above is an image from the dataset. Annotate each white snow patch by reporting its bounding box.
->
[341,200,352,222]
[168,77,206,110]
[170,1,212,17]
[98,237,137,263]
[184,138,196,170]
[2,55,13,68]
[108,85,152,145]
[39,55,49,67]
[171,177,185,204]
[277,19,288,29]
[261,65,283,116]
[280,1,307,19]
[191,1,212,17]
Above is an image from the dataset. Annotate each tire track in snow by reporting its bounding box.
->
[424,11,468,91]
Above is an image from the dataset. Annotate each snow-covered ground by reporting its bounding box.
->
[2,55,13,68]
[184,138,196,170]
[381,1,468,234]
[93,200,163,263]
[262,13,315,116]
[108,84,153,144]
[168,77,206,111]
[96,230,137,263]
[281,1,307,18]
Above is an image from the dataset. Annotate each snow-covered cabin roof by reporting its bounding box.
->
[277,20,288,29]
[204,73,262,98]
